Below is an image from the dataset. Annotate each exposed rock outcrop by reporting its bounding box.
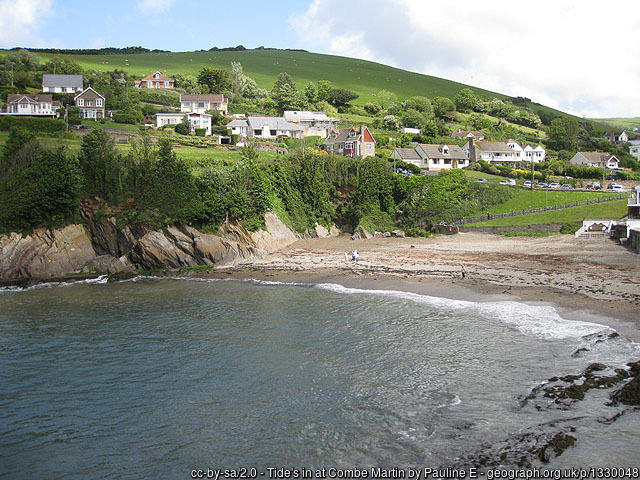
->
[0,212,301,281]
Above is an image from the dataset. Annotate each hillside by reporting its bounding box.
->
[591,117,640,133]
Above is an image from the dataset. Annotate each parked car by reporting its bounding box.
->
[537,182,548,189]
[606,175,618,180]
[476,177,488,183]
[548,183,560,189]
[560,184,573,190]
[608,183,624,191]
[523,180,533,187]
[499,179,516,185]
[586,182,602,190]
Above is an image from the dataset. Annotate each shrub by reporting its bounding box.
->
[0,116,66,133]
[112,111,141,125]
[195,128,206,137]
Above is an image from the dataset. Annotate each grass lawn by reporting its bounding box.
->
[466,199,628,226]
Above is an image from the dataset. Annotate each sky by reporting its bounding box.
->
[1,0,639,119]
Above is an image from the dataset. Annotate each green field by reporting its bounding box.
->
[591,117,640,132]
[467,198,628,226]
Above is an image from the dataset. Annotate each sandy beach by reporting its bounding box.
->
[203,232,640,339]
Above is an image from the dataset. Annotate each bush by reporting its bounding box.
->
[113,111,142,125]
[174,119,190,135]
[0,116,66,133]
[195,128,206,137]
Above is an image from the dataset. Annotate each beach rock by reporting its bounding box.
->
[0,225,96,280]
[250,212,300,255]
[351,225,373,240]
[373,231,382,238]
[392,229,406,238]
[383,231,391,238]
[85,255,133,274]
[610,361,640,406]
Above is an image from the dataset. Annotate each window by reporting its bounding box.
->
[444,159,451,164]
[345,142,354,149]
[147,81,152,87]
[198,102,205,108]
[164,82,169,88]
[78,99,84,106]
[254,129,262,136]
[96,99,102,107]
[87,100,93,107]
[270,129,277,136]
[183,102,190,107]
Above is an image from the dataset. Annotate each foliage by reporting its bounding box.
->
[454,88,478,113]
[376,90,397,109]
[113,111,142,124]
[77,128,124,199]
[174,115,190,135]
[0,116,67,133]
[44,57,83,75]
[432,96,456,117]
[403,96,433,118]
[197,67,232,93]
[327,88,359,108]
[0,137,82,231]
[547,117,579,151]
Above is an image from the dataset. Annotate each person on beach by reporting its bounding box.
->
[487,211,491,220]
[354,250,359,264]
[461,265,466,278]
[345,251,349,263]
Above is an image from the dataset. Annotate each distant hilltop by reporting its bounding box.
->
[8,45,309,55]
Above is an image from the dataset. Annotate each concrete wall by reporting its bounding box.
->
[630,229,640,253]
[459,223,568,234]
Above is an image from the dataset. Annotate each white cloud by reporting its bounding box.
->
[137,0,176,14]
[0,0,53,47]
[290,0,640,117]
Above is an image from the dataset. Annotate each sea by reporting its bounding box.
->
[1,276,639,479]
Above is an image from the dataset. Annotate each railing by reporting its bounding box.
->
[453,195,627,225]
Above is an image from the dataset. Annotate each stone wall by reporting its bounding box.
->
[459,223,567,234]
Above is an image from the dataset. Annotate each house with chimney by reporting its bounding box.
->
[283,110,338,138]
[322,126,376,158]
[464,138,518,166]
[135,71,174,89]
[451,128,485,141]
[2,94,60,117]
[603,131,628,145]
[391,144,469,172]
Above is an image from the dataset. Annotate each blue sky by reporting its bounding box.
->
[1,0,639,118]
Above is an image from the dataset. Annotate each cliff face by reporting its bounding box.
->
[0,212,302,281]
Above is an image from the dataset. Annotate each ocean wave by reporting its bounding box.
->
[0,275,109,292]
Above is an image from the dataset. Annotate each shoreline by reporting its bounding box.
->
[199,233,640,341]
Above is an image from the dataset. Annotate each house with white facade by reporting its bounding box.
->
[247,116,302,139]
[42,74,83,94]
[504,140,546,163]
[452,128,485,141]
[464,139,518,166]
[227,119,249,137]
[603,131,628,145]
[74,87,105,120]
[283,111,338,138]
[180,94,228,114]
[391,144,469,172]
[155,112,212,135]
[2,94,59,117]
[569,152,621,169]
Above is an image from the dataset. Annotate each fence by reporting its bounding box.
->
[452,195,627,226]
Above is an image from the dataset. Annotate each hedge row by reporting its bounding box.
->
[0,116,67,133]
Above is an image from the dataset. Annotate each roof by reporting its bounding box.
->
[474,141,515,153]
[575,152,616,164]
[42,74,83,88]
[74,87,105,101]
[180,94,227,103]
[140,71,173,82]
[416,144,468,160]
[247,116,301,131]
[227,119,248,127]
[325,127,374,145]
[156,112,211,118]
[453,129,484,138]
[391,148,422,161]
[7,94,53,104]
[283,110,338,122]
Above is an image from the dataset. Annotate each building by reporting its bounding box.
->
[134,71,174,89]
[74,87,105,120]
[464,138,518,166]
[568,152,621,169]
[155,112,212,135]
[283,110,338,138]
[603,131,628,145]
[247,116,302,139]
[629,139,640,161]
[180,94,228,115]
[391,144,469,172]
[504,140,546,163]
[451,128,485,141]
[322,126,376,158]
[42,74,83,94]
[2,94,59,117]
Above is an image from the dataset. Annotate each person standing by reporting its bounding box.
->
[461,265,466,278]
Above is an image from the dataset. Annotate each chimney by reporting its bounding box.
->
[467,136,475,161]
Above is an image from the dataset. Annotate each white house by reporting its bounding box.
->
[401,127,421,135]
[464,139,518,166]
[391,144,469,172]
[603,131,628,145]
[505,140,524,161]
[246,116,303,139]
[569,152,620,169]
[180,94,228,114]
[155,112,212,135]
[283,110,338,138]
[42,74,83,94]
[227,119,249,137]
[2,94,59,117]
[524,145,546,163]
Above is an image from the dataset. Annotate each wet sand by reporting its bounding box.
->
[201,233,640,339]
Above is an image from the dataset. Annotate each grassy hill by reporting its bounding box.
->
[591,117,640,133]
[28,49,507,106]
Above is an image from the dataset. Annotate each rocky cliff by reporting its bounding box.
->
[0,212,304,281]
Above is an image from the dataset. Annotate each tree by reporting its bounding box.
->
[303,82,317,103]
[174,115,191,135]
[381,115,401,131]
[547,117,579,151]
[327,88,358,108]
[404,96,433,117]
[376,90,397,109]
[197,68,232,93]
[453,88,478,113]
[316,80,332,102]
[45,57,83,75]
[432,97,456,117]
[231,61,247,94]
[78,127,124,199]
[401,109,426,130]
[274,83,307,110]
[271,72,296,98]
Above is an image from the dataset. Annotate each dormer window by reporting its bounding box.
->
[154,72,160,78]
[442,146,449,155]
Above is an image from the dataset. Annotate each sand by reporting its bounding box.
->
[201,232,640,339]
